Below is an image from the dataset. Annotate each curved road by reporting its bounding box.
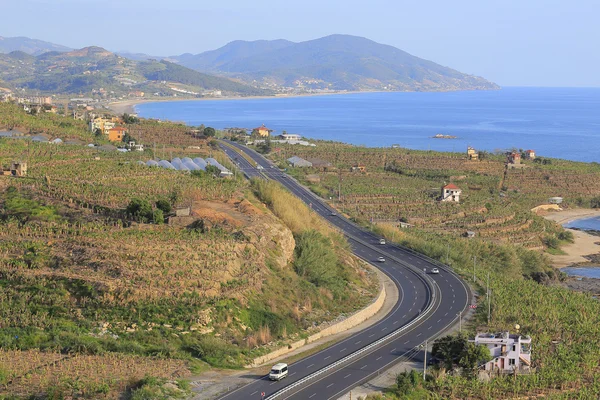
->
[217,141,470,400]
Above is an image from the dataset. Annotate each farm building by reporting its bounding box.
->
[2,161,27,177]
[525,150,536,159]
[467,146,479,161]
[470,332,532,373]
[508,152,521,164]
[441,184,462,203]
[287,156,313,167]
[351,164,366,173]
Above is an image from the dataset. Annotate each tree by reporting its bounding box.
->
[152,209,164,224]
[126,198,153,223]
[122,113,140,124]
[203,127,216,137]
[205,165,221,176]
[94,128,103,137]
[432,334,468,370]
[155,199,172,214]
[459,342,491,376]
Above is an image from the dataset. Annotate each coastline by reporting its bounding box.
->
[542,208,600,269]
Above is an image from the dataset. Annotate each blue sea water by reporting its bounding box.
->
[136,87,600,163]
[561,267,600,279]
[564,216,600,231]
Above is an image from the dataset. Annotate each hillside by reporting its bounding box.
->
[174,34,499,91]
[0,35,72,55]
[0,105,376,397]
[0,46,269,96]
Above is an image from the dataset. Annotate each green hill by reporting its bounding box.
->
[175,34,499,91]
[0,46,269,96]
[0,35,72,55]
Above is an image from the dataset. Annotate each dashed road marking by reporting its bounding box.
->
[307,364,314,368]
[344,374,352,379]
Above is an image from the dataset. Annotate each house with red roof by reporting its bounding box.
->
[441,183,462,203]
[252,124,272,138]
[525,150,536,160]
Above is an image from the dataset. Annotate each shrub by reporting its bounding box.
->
[126,198,153,223]
[294,230,338,287]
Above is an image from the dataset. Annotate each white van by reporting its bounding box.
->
[269,363,288,381]
[379,238,386,245]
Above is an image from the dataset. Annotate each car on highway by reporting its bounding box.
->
[377,256,386,262]
[379,238,386,245]
[330,212,337,216]
[269,363,288,381]
[256,165,264,170]
[430,268,440,274]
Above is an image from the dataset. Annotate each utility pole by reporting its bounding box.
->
[487,271,490,325]
[489,289,492,324]
[423,339,428,380]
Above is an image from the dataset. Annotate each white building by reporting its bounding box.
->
[470,332,532,372]
[441,184,462,203]
[281,133,302,141]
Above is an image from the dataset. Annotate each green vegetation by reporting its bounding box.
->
[0,46,269,96]
[174,34,499,91]
[261,141,600,399]
[0,110,376,397]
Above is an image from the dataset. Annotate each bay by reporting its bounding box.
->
[136,87,600,163]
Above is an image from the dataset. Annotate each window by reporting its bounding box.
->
[512,345,516,352]
[509,358,516,366]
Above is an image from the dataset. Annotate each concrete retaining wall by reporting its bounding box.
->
[246,284,386,368]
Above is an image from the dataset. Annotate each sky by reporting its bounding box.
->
[1,0,599,87]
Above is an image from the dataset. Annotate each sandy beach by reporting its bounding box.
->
[542,208,600,268]
[107,90,364,116]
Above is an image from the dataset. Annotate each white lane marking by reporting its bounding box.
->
[360,365,367,370]
[382,327,388,331]
[309,393,317,398]
[402,314,407,318]
[327,383,334,388]
[452,288,455,292]
[251,391,257,396]
[307,364,314,368]
[437,319,442,323]
[271,382,277,385]
[404,340,410,344]
[393,320,399,325]
[444,312,448,317]
[428,326,433,330]
[344,374,352,379]
[369,333,375,338]
[391,348,397,352]
[355,341,361,345]
[290,372,297,376]
[340,348,347,352]
[376,356,383,360]
[324,356,331,360]
[417,333,422,337]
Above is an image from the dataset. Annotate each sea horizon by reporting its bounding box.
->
[136,87,600,163]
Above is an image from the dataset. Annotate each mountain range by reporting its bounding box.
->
[170,35,499,91]
[0,34,499,95]
[0,46,267,96]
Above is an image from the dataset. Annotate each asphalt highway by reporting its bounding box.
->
[217,141,470,400]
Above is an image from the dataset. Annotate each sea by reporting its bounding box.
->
[136,87,600,163]
[562,216,600,279]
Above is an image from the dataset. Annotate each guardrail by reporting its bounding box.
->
[266,275,438,399]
